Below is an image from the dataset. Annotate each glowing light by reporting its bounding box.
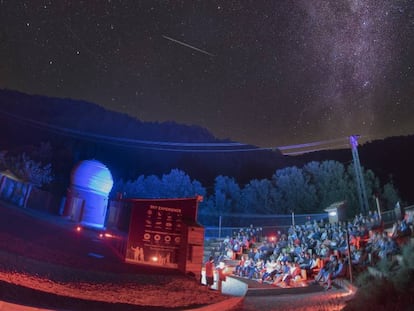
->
[69,159,113,229]
[76,226,82,232]
[329,211,337,217]
[71,160,113,195]
[151,256,158,262]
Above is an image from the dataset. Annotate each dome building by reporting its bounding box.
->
[63,159,113,228]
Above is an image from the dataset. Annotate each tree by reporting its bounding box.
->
[142,174,162,198]
[212,175,241,224]
[0,151,53,208]
[111,175,147,198]
[7,153,53,187]
[111,169,206,200]
[381,181,400,211]
[198,196,219,226]
[304,160,349,209]
[160,169,205,198]
[272,166,317,214]
[240,178,275,213]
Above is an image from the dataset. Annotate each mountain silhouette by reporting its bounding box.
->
[0,89,413,204]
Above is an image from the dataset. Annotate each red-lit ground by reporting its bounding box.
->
[230,273,355,311]
[0,203,227,310]
[0,202,355,310]
[240,287,355,311]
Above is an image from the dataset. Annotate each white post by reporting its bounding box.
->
[218,215,222,239]
[291,212,295,226]
[23,183,33,208]
[346,230,353,284]
[375,196,381,220]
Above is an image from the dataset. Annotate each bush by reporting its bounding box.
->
[343,243,414,311]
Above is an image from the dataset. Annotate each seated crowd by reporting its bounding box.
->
[210,210,413,290]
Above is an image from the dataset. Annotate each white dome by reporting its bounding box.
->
[71,160,113,195]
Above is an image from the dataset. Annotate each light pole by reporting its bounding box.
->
[346,229,353,284]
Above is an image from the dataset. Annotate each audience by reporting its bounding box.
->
[208,210,413,290]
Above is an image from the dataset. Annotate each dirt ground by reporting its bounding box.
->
[0,203,356,311]
[0,203,228,310]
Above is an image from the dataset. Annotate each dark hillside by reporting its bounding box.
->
[358,136,414,203]
[0,89,413,203]
[0,89,289,192]
[0,89,219,144]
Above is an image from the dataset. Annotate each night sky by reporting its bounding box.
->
[1,1,413,147]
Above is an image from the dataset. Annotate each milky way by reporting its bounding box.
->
[297,0,399,139]
[0,1,413,147]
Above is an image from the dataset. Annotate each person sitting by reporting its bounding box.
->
[259,259,277,283]
[272,260,290,286]
[309,253,322,277]
[378,235,399,259]
[399,218,410,236]
[282,262,302,286]
[233,241,242,260]
[324,257,345,290]
[396,217,412,245]
[299,252,312,269]
[234,255,246,276]
[299,252,313,279]
[225,247,234,260]
[312,255,337,289]
[253,258,265,280]
[391,218,411,241]
[245,258,257,279]
[240,257,251,277]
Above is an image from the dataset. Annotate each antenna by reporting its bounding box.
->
[350,135,369,215]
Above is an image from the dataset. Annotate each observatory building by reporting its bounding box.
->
[63,159,113,228]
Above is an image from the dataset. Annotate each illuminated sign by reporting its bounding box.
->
[124,198,198,268]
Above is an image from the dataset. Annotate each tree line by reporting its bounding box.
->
[112,161,399,226]
[0,141,400,227]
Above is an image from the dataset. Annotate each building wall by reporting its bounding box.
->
[64,186,109,228]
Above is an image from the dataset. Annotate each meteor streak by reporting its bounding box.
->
[162,35,215,57]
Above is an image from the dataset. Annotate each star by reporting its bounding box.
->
[0,0,412,147]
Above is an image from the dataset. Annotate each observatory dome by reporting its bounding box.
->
[71,159,113,195]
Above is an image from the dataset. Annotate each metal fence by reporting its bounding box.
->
[381,204,414,228]
[201,205,414,239]
[201,212,328,239]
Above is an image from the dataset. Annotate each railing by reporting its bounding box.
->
[200,212,328,239]
[381,210,398,227]
[203,206,414,239]
[204,226,239,240]
[204,224,297,240]
[381,204,414,228]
